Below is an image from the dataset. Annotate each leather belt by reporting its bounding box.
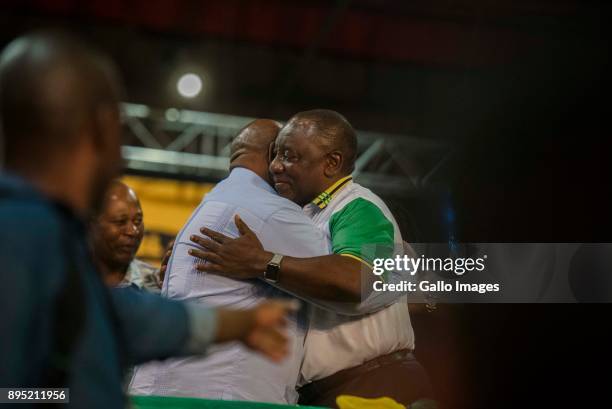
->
[299,349,415,396]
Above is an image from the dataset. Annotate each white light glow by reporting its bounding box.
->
[177,73,202,98]
[165,108,180,121]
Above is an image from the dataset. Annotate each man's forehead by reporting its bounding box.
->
[278,119,319,145]
[102,187,141,214]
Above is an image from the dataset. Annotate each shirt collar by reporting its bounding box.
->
[311,175,352,209]
[121,260,142,288]
[229,166,276,194]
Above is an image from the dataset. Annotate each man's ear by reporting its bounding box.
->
[89,103,119,153]
[100,103,123,157]
[324,151,343,177]
[268,141,276,164]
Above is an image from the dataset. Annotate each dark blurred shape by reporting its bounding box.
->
[410,398,439,409]
[569,244,612,303]
[448,8,610,241]
[411,6,612,409]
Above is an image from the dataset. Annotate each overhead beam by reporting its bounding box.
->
[120,103,449,193]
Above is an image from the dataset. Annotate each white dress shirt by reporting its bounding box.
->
[129,167,328,404]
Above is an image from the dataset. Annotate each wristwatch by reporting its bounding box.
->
[264,254,283,283]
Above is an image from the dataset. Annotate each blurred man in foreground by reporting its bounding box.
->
[130,120,329,404]
[90,180,161,292]
[0,31,290,409]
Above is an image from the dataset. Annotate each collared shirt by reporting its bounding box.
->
[0,173,216,409]
[129,167,328,404]
[300,175,416,382]
[119,259,161,294]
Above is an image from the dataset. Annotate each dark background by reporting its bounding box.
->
[1,1,611,408]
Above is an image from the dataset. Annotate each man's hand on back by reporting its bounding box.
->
[189,215,273,279]
[188,215,364,303]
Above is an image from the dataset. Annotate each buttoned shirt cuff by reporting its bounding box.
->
[183,303,218,354]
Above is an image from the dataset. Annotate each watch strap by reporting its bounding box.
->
[264,254,283,283]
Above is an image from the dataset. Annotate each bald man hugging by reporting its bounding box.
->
[129,119,329,404]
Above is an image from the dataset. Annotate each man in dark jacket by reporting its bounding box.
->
[0,31,290,408]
